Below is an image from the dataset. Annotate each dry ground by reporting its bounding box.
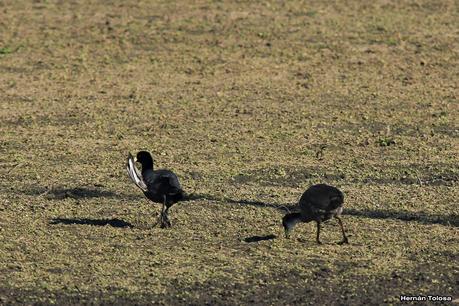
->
[0,0,458,305]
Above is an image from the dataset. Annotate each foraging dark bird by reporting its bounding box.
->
[126,151,185,228]
[282,184,348,244]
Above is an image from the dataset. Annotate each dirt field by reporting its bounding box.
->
[1,0,458,304]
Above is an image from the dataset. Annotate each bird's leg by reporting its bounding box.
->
[159,195,170,228]
[336,216,349,245]
[316,221,322,244]
[159,199,167,228]
[158,195,167,228]
[163,204,172,227]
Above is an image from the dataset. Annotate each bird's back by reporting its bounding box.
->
[143,169,184,204]
[299,184,344,220]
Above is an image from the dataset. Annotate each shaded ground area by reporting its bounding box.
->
[1,0,458,304]
[50,218,133,228]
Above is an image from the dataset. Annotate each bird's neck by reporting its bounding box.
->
[140,162,154,173]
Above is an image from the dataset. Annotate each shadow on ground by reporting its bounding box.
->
[182,194,291,211]
[345,208,458,227]
[50,218,133,228]
[221,197,291,212]
[244,234,277,243]
[23,186,141,200]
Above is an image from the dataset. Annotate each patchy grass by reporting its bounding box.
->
[0,0,458,304]
[0,47,13,55]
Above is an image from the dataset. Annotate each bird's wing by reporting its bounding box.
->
[310,196,342,212]
[157,173,183,195]
[126,152,148,192]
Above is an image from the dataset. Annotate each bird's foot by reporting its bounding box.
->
[316,240,323,245]
[337,237,349,245]
[159,217,172,228]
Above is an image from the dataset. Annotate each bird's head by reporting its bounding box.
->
[136,151,154,169]
[282,213,302,239]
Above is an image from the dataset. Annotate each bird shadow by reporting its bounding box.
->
[220,197,291,212]
[24,186,140,200]
[244,234,277,243]
[50,218,133,228]
[182,193,291,211]
[345,208,459,227]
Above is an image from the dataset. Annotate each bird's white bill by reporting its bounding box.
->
[126,153,148,191]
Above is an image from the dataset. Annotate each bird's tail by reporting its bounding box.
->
[126,152,148,192]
